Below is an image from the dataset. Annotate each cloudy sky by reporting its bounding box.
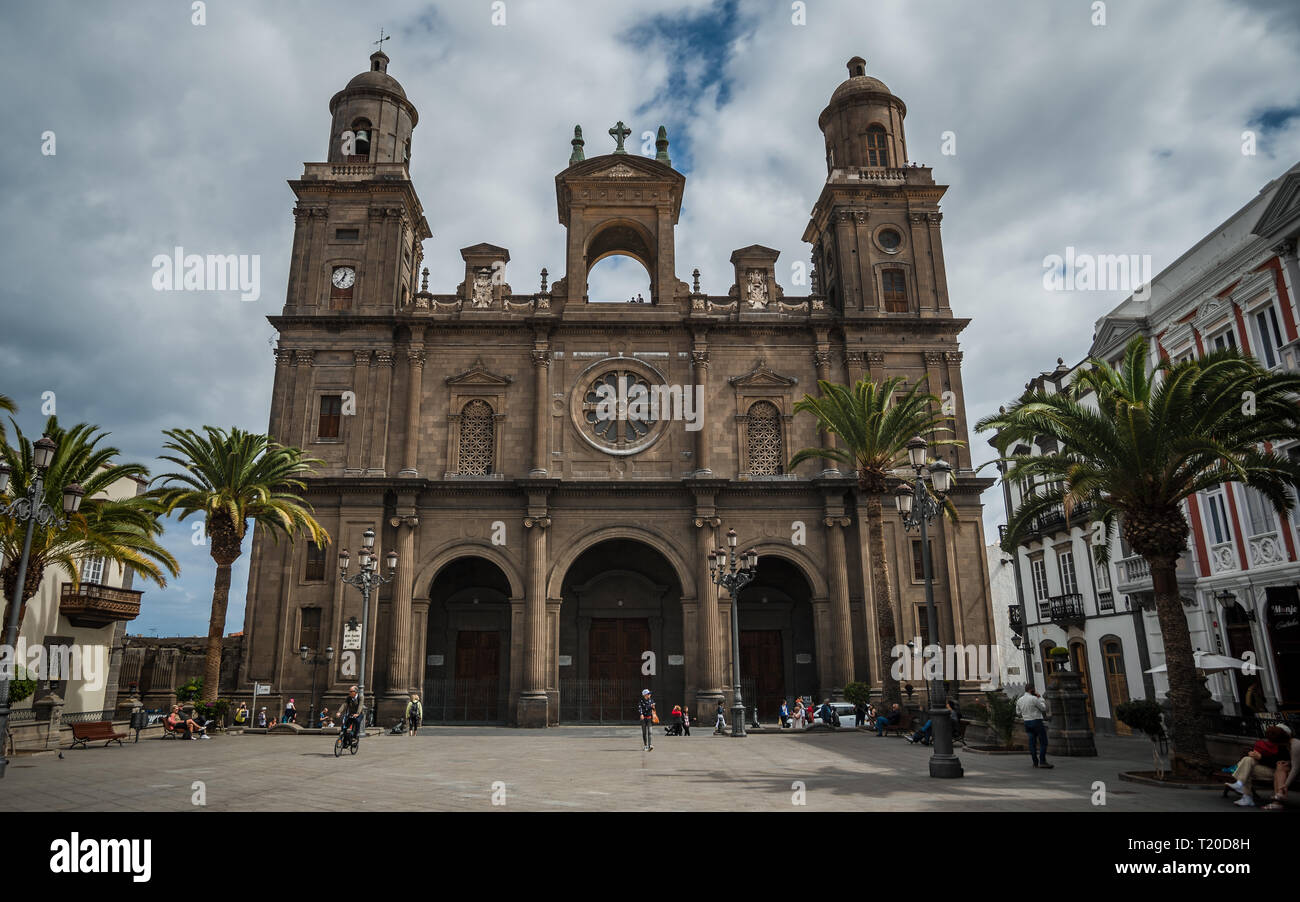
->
[1,0,1297,636]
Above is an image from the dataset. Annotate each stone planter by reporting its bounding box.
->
[961,720,996,746]
[1045,670,1097,756]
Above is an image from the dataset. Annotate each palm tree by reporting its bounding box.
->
[790,377,960,706]
[153,427,328,702]
[0,393,16,446]
[977,337,1300,773]
[0,417,178,628]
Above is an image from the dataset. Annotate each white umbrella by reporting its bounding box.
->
[1145,651,1245,674]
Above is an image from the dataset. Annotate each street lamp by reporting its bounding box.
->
[299,643,335,726]
[894,436,964,779]
[0,436,84,779]
[709,527,759,737]
[338,527,396,737]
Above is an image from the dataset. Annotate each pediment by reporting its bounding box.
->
[446,357,513,387]
[1252,169,1300,241]
[729,359,798,389]
[563,153,681,182]
[730,244,781,263]
[460,243,511,262]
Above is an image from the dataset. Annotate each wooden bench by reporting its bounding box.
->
[161,719,190,740]
[882,713,914,736]
[68,721,128,750]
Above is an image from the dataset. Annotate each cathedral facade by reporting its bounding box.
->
[240,52,997,726]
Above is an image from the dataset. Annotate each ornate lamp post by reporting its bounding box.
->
[708,528,758,737]
[299,643,335,727]
[0,436,84,778]
[893,435,963,779]
[338,527,396,738]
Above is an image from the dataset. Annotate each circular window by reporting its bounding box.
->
[569,358,668,456]
[877,229,902,252]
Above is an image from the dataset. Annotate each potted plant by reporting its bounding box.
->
[986,690,1019,748]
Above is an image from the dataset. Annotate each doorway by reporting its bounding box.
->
[1069,640,1096,730]
[1101,637,1132,735]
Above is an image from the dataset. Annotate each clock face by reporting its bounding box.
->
[332,267,356,290]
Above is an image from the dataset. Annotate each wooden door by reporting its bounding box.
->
[454,630,500,720]
[1101,638,1131,735]
[740,630,784,720]
[589,618,650,720]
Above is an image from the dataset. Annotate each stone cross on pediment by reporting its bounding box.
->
[609,121,631,154]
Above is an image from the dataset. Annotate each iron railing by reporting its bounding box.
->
[421,678,505,723]
[1048,593,1087,623]
[60,709,119,725]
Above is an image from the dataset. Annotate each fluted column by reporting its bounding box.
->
[288,350,314,450]
[692,344,711,475]
[530,345,551,476]
[814,344,840,475]
[694,516,724,712]
[825,514,854,697]
[399,346,425,476]
[845,350,866,388]
[345,349,371,475]
[386,515,418,699]
[267,347,294,443]
[519,515,551,727]
[366,350,395,476]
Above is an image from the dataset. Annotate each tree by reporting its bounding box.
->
[790,377,960,706]
[977,337,1300,773]
[0,417,178,628]
[153,427,328,702]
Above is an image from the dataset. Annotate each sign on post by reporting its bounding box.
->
[343,624,362,650]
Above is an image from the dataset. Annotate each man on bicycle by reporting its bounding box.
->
[339,685,363,741]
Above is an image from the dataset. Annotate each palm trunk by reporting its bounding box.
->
[1148,553,1211,773]
[203,560,235,703]
[865,496,901,705]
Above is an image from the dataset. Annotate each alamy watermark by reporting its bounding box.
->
[1042,247,1151,300]
[151,246,261,301]
[591,381,704,432]
[0,640,108,691]
[890,640,1001,683]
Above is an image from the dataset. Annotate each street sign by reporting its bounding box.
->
[253,682,270,696]
[343,625,362,650]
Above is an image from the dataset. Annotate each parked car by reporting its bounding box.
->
[812,701,858,728]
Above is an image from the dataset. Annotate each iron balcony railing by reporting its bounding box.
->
[1048,593,1087,623]
[59,581,143,627]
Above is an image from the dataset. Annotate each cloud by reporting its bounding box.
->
[1,0,1297,631]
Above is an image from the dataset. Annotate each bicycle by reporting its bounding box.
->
[334,719,360,757]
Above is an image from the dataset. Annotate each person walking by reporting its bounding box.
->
[1016,686,1052,768]
[854,700,866,728]
[283,698,297,724]
[681,705,691,736]
[405,694,423,736]
[779,699,791,729]
[638,689,656,751]
[714,699,727,734]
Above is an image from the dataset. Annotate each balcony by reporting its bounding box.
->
[1098,591,1115,613]
[59,582,143,628]
[1047,593,1086,626]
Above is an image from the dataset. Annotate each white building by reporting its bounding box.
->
[5,471,148,715]
[1089,160,1300,719]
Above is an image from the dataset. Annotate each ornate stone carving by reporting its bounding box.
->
[523,517,552,529]
[375,350,396,368]
[354,349,371,366]
[294,350,314,367]
[691,349,709,369]
[944,350,964,364]
[908,212,925,223]
[745,269,770,309]
[531,349,552,367]
[865,350,885,367]
[844,351,866,368]
[274,348,294,366]
[471,268,494,308]
[823,516,852,527]
[694,516,722,529]
[925,350,945,366]
[407,348,426,366]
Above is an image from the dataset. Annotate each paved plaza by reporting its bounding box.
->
[0,727,1251,812]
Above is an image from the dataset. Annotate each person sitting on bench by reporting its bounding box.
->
[875,702,902,736]
[907,699,959,745]
[166,705,207,739]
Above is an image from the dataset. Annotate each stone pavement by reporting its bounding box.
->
[0,726,1249,812]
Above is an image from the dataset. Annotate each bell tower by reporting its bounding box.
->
[279,51,431,318]
[803,58,950,320]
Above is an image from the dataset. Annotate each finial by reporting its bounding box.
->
[691,268,701,294]
[420,267,429,292]
[609,120,631,154]
[540,268,549,293]
[371,28,391,71]
[569,125,585,165]
[655,125,671,166]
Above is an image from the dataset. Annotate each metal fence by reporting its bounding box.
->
[60,709,119,725]
[421,678,506,723]
[559,679,644,723]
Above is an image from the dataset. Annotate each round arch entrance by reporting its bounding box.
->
[734,556,818,720]
[423,556,512,723]
[557,539,684,722]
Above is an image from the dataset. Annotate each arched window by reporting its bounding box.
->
[746,401,784,476]
[865,125,889,168]
[350,118,372,161]
[882,269,907,312]
[458,399,495,475]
